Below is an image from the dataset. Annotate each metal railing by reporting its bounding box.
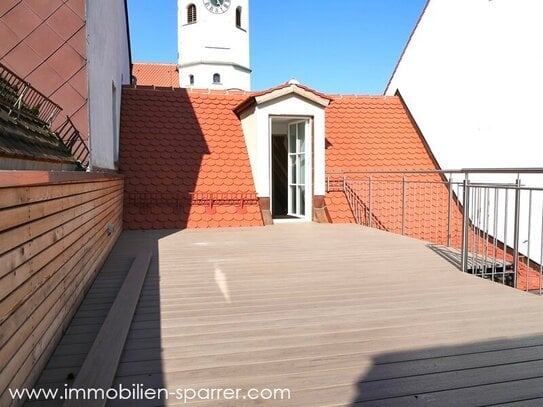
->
[0,62,62,127]
[55,117,90,169]
[327,169,543,294]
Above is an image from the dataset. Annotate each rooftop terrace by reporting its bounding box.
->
[27,223,543,406]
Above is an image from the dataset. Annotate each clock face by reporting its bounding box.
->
[203,0,231,14]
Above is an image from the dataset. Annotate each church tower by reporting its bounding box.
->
[178,0,251,90]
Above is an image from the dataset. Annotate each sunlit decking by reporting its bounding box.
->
[27,224,543,406]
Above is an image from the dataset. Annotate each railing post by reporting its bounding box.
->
[461,177,470,273]
[327,175,330,193]
[402,177,406,236]
[368,176,373,228]
[513,177,521,289]
[447,174,453,247]
[526,190,533,292]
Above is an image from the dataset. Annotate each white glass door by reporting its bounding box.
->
[287,121,306,217]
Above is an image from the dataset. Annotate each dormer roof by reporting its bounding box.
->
[234,81,332,115]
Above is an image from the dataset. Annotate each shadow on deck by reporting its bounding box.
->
[24,224,543,406]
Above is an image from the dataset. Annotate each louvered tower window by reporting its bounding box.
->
[236,7,242,28]
[187,4,197,24]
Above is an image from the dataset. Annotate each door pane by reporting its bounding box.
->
[290,186,297,214]
[289,124,297,153]
[298,123,305,153]
[300,186,305,216]
[299,153,305,184]
[290,155,296,183]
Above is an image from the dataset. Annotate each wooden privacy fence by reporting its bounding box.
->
[0,173,124,406]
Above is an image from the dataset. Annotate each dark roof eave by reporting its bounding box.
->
[233,97,257,117]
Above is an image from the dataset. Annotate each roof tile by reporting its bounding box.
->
[120,87,262,229]
[325,96,444,225]
[133,63,180,88]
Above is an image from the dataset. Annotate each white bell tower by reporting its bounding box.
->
[178,0,251,90]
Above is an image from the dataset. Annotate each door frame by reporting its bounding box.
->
[269,115,313,221]
[287,120,307,218]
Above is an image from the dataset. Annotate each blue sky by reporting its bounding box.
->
[127,0,427,94]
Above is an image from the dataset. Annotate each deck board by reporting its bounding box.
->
[27,224,543,406]
[107,224,543,406]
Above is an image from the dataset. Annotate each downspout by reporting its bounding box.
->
[123,0,134,84]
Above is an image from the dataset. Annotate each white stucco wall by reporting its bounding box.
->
[386,0,543,259]
[386,0,543,171]
[179,63,250,91]
[239,106,258,188]
[178,0,251,90]
[86,0,131,170]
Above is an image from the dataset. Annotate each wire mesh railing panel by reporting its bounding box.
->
[328,170,543,295]
[342,177,462,247]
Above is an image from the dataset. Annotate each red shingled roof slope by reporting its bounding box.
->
[325,95,542,290]
[120,87,262,229]
[133,63,180,88]
[325,96,439,173]
[324,95,462,245]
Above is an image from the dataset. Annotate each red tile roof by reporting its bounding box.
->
[120,85,447,231]
[119,82,542,291]
[120,87,262,229]
[324,95,446,226]
[322,96,543,290]
[325,95,440,173]
[132,63,180,88]
[234,81,332,113]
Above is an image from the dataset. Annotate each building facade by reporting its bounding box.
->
[0,0,132,170]
[386,0,543,173]
[178,0,251,90]
[386,0,543,260]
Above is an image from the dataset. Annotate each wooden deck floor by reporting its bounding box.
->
[35,224,543,406]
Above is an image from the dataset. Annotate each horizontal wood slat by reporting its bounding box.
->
[0,184,122,256]
[0,176,123,407]
[0,194,122,322]
[0,178,123,210]
[0,186,123,281]
[0,217,121,398]
[0,181,123,233]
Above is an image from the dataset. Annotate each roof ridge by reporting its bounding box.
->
[327,94,398,99]
[133,62,177,66]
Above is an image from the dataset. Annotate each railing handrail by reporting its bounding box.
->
[335,169,543,295]
[327,168,543,176]
[0,62,62,127]
[55,117,89,169]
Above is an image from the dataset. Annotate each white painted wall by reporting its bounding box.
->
[86,0,131,170]
[386,0,543,171]
[386,0,543,260]
[178,0,251,90]
[180,63,250,91]
[239,106,258,187]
